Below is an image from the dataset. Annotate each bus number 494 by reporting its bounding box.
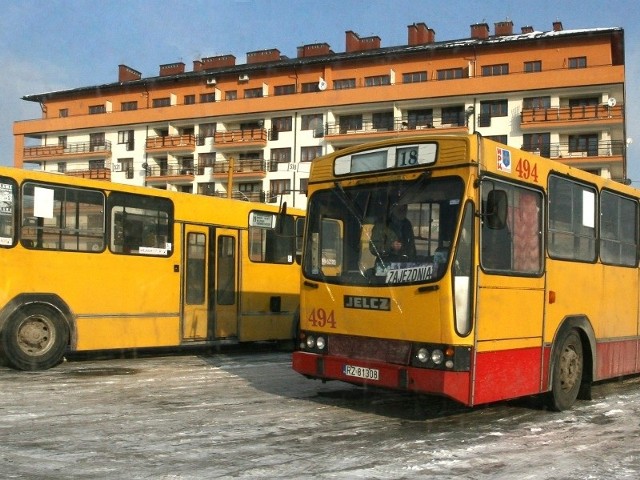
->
[515,158,539,182]
[307,308,337,328]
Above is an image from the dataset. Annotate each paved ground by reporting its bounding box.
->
[2,346,640,479]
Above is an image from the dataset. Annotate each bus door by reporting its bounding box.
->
[474,182,545,404]
[182,225,210,341]
[212,228,239,339]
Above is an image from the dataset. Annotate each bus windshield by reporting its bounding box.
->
[303,176,464,286]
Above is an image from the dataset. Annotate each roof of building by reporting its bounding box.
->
[22,26,623,103]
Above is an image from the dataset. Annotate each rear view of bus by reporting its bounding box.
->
[293,136,477,405]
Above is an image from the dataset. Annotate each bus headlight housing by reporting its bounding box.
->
[299,331,328,354]
[416,347,429,363]
[411,343,471,371]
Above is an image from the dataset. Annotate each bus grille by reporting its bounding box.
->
[328,335,412,365]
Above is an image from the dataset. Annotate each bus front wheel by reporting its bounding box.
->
[548,329,583,411]
[1,305,69,371]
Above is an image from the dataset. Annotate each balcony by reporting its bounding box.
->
[210,159,267,178]
[144,164,196,183]
[23,140,112,162]
[213,129,268,149]
[522,140,625,162]
[145,134,196,153]
[520,104,624,129]
[324,116,468,145]
[65,168,111,181]
[213,190,265,202]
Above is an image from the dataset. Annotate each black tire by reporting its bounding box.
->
[1,305,68,371]
[548,329,583,411]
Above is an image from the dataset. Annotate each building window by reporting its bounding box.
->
[244,88,263,98]
[372,111,394,130]
[89,159,105,170]
[89,104,106,114]
[270,148,291,166]
[272,116,292,132]
[200,123,216,138]
[339,114,363,133]
[437,68,464,80]
[198,182,216,196]
[118,130,134,150]
[365,75,391,87]
[299,178,309,196]
[333,79,356,90]
[119,158,134,179]
[407,109,433,128]
[523,96,551,109]
[568,56,587,69]
[152,97,171,108]
[225,90,237,101]
[482,64,509,76]
[274,84,296,95]
[121,101,138,111]
[184,95,196,105]
[200,93,216,103]
[59,109,68,118]
[485,135,508,145]
[301,146,322,162]
[441,106,465,126]
[524,61,542,73]
[402,71,427,83]
[479,100,508,127]
[523,133,551,158]
[301,82,319,93]
[569,134,599,156]
[269,179,291,202]
[58,136,67,148]
[301,114,323,130]
[57,162,66,173]
[89,132,105,150]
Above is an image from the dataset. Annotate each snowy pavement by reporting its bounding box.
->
[1,348,639,479]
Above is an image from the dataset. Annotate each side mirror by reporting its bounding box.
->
[486,190,507,230]
[277,201,288,234]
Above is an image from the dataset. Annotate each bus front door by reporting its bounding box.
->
[212,229,239,339]
[182,225,210,341]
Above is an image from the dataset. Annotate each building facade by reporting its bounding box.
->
[13,20,626,209]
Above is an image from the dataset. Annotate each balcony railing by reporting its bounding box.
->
[521,140,625,159]
[210,159,267,174]
[324,115,468,137]
[65,168,111,180]
[213,190,265,202]
[23,140,112,159]
[213,128,268,146]
[145,134,196,151]
[145,165,196,177]
[520,104,624,125]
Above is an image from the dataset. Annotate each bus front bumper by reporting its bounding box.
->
[292,351,472,406]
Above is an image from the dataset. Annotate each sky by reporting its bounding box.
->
[1,0,639,179]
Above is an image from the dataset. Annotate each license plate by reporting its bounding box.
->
[343,364,379,381]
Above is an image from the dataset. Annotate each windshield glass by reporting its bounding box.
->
[303,176,464,286]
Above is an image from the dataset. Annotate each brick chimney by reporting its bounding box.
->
[408,23,435,45]
[195,55,236,72]
[118,64,142,82]
[247,49,281,64]
[345,31,381,52]
[159,62,185,77]
[470,23,490,40]
[494,20,514,36]
[553,20,563,31]
[521,25,534,34]
[297,43,333,58]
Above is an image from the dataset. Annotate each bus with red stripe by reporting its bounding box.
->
[292,133,637,410]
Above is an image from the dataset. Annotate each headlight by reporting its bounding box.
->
[416,347,429,363]
[316,336,326,350]
[306,336,316,349]
[431,349,444,365]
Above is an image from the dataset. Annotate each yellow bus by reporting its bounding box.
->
[293,132,639,410]
[0,166,304,370]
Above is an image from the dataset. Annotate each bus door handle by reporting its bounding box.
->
[417,285,439,293]
[303,280,319,289]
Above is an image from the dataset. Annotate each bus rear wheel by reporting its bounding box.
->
[1,305,68,371]
[548,329,583,411]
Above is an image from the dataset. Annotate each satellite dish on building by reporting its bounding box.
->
[318,78,327,91]
[607,97,617,107]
